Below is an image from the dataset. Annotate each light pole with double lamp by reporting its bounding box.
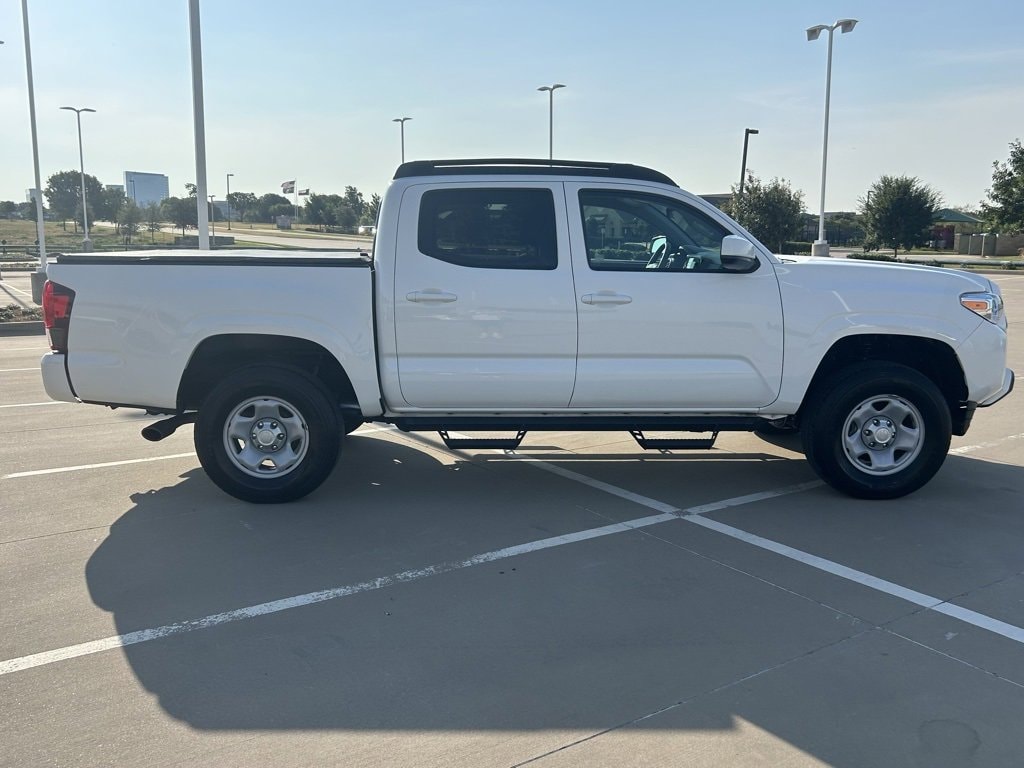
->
[60,105,96,251]
[392,117,411,164]
[806,18,858,258]
[537,83,565,160]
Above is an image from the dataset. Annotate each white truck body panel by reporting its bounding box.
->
[45,253,381,415]
[42,177,1010,422]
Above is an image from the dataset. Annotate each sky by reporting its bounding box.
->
[1,0,1022,212]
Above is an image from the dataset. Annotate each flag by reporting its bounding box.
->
[297,188,310,196]
[281,180,295,194]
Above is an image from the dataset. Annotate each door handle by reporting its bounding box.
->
[581,292,632,306]
[407,290,458,303]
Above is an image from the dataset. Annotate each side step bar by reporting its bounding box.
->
[629,430,718,450]
[438,430,528,450]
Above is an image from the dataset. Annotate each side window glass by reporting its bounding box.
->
[580,190,730,272]
[418,188,557,270]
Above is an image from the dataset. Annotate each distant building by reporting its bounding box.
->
[123,171,169,207]
[105,184,125,195]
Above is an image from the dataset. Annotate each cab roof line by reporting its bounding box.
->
[393,158,678,187]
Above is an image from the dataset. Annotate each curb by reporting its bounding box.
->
[0,321,44,336]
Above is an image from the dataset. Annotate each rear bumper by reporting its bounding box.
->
[40,353,77,403]
[979,368,1015,408]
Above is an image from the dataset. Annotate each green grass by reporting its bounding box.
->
[0,219,176,251]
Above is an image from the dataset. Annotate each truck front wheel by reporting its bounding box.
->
[802,363,951,499]
[194,366,340,503]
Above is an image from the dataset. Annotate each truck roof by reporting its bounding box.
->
[394,158,677,187]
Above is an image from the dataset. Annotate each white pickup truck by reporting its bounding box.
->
[40,159,1013,503]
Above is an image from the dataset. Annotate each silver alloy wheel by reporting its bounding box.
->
[841,394,925,476]
[222,396,309,478]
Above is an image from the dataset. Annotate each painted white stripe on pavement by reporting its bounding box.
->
[0,368,38,372]
[0,487,791,677]
[3,453,197,479]
[950,433,1023,455]
[686,515,1024,645]
[514,454,1024,648]
[0,282,33,297]
[0,401,68,409]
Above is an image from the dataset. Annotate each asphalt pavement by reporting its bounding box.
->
[2,273,1023,767]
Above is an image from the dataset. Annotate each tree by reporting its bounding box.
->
[226,191,257,223]
[0,201,17,219]
[144,203,163,243]
[981,139,1024,234]
[118,201,143,244]
[860,176,941,256]
[98,186,127,223]
[303,193,337,230]
[728,174,805,253]
[363,193,382,226]
[45,170,103,230]
[332,186,365,231]
[161,196,196,235]
[255,193,292,222]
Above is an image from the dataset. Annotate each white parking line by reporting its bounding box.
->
[516,456,1024,646]
[0,282,32,297]
[0,483,810,677]
[0,368,38,373]
[950,432,1023,455]
[0,401,69,409]
[2,453,197,479]
[0,347,48,352]
[687,515,1024,644]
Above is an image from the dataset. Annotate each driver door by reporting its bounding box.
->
[567,183,784,410]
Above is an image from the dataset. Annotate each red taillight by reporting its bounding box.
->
[42,280,75,353]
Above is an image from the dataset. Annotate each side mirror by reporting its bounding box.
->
[720,235,759,272]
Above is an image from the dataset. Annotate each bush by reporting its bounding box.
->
[782,241,813,254]
[848,252,898,262]
[0,303,43,322]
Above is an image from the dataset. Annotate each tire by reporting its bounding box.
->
[194,365,340,503]
[801,362,951,499]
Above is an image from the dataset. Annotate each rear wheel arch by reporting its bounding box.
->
[177,334,360,419]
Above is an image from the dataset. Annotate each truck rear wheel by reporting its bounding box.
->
[802,362,951,499]
[194,366,340,503]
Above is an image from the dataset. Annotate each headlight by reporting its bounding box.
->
[960,291,1005,324]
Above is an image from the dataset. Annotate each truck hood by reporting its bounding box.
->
[775,254,994,293]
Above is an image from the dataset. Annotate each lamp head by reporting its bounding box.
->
[837,18,858,33]
[806,24,827,41]
[746,128,759,135]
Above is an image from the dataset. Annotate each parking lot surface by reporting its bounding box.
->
[2,273,1023,767]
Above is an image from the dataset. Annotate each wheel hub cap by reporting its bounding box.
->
[862,417,896,449]
[251,419,286,452]
[841,395,925,477]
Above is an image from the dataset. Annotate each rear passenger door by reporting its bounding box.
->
[393,183,578,409]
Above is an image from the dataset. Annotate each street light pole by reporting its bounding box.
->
[537,84,566,160]
[807,18,858,258]
[738,128,759,196]
[187,0,210,250]
[226,172,233,230]
[209,194,216,246]
[392,117,411,164]
[18,0,49,302]
[60,106,96,251]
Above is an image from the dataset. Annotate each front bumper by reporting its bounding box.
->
[979,368,1015,408]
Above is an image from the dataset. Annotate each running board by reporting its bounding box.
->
[629,430,718,450]
[438,430,527,450]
